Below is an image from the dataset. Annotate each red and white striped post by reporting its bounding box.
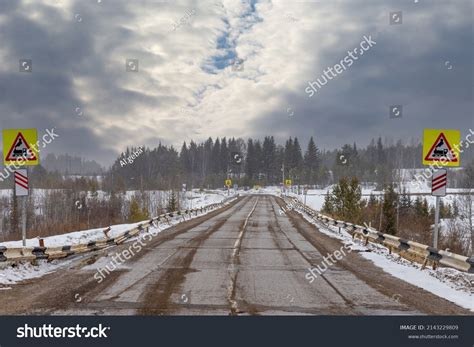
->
[14,169,29,246]
[431,169,447,248]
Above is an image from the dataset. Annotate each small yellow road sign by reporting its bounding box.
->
[422,129,460,167]
[285,179,292,186]
[225,179,232,187]
[3,128,39,166]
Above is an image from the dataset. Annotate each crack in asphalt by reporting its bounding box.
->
[227,197,259,315]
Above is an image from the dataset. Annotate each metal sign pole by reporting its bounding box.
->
[22,192,27,247]
[17,167,29,247]
[433,196,440,249]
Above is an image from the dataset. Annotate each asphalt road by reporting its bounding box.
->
[0,195,470,315]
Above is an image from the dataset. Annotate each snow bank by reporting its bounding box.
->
[296,209,474,311]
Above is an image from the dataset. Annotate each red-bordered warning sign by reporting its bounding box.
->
[14,169,29,196]
[422,129,460,167]
[424,133,457,163]
[4,132,37,162]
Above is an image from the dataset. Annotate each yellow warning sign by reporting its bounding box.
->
[2,128,39,166]
[422,129,460,167]
[225,179,232,187]
[285,179,292,186]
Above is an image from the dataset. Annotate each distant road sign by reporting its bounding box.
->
[285,179,292,186]
[14,169,29,196]
[422,129,460,167]
[3,128,39,166]
[431,169,447,197]
[225,179,232,187]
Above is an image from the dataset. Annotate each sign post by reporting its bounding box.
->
[3,128,39,247]
[422,128,459,249]
[431,169,447,249]
[14,169,29,246]
[225,179,232,196]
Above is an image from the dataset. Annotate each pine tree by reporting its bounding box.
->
[292,137,303,171]
[245,139,255,182]
[284,137,293,170]
[345,177,362,223]
[304,136,319,184]
[167,190,178,212]
[331,177,348,218]
[129,196,149,222]
[219,137,229,174]
[382,184,398,235]
[262,136,277,182]
[322,192,334,215]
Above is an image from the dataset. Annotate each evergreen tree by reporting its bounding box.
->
[245,139,255,182]
[322,192,334,215]
[304,136,319,184]
[262,136,277,182]
[129,196,149,222]
[382,184,398,235]
[292,137,304,172]
[345,177,362,223]
[167,190,178,212]
[219,137,229,174]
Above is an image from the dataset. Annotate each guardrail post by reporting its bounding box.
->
[103,227,111,238]
[421,257,428,270]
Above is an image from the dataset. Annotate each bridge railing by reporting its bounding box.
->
[0,196,237,264]
[281,195,473,274]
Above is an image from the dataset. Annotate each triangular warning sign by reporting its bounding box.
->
[424,133,458,162]
[5,132,37,161]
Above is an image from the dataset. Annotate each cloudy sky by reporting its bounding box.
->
[0,0,472,165]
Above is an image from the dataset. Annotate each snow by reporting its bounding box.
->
[0,259,75,286]
[361,252,474,311]
[0,192,236,285]
[0,222,145,248]
[294,207,474,312]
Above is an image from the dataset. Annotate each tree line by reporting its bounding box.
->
[101,135,473,191]
[322,162,474,255]
[2,135,472,191]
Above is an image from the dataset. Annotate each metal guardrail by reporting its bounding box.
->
[0,197,237,264]
[281,195,474,273]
